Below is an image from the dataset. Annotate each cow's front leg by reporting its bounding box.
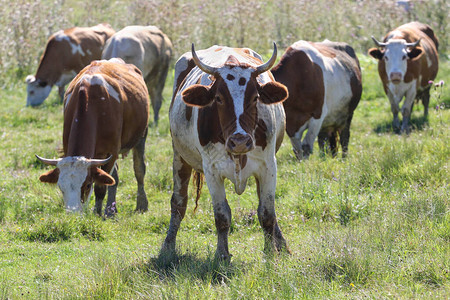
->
[133,131,148,212]
[401,90,416,134]
[256,160,289,254]
[388,92,401,130]
[105,166,119,217]
[161,151,192,253]
[205,168,231,260]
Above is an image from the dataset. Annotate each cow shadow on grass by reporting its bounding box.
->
[373,115,429,134]
[143,250,242,284]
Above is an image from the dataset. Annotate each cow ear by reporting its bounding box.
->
[258,81,288,104]
[39,168,60,184]
[408,47,423,60]
[92,167,115,186]
[368,48,383,60]
[181,84,214,107]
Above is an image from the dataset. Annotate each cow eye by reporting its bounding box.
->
[384,56,389,61]
[402,55,407,60]
[215,96,223,105]
[38,81,47,87]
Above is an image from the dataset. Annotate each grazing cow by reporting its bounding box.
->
[271,40,362,159]
[36,58,149,216]
[26,23,115,106]
[102,25,173,124]
[368,22,439,133]
[161,44,289,260]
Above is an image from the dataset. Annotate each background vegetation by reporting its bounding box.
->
[0,0,449,299]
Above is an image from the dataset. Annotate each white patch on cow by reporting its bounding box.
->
[218,67,253,135]
[383,39,409,82]
[54,31,86,56]
[56,157,91,212]
[55,70,77,88]
[77,74,121,103]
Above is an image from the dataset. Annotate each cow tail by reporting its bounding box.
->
[192,171,203,214]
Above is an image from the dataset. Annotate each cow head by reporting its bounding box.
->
[25,75,52,106]
[36,155,115,212]
[368,37,423,84]
[182,43,288,155]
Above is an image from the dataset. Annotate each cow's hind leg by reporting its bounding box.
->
[256,161,289,254]
[421,87,431,118]
[94,185,106,216]
[133,130,148,212]
[161,151,192,253]
[340,114,354,158]
[329,131,338,158]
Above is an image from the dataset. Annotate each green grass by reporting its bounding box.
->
[0,54,448,299]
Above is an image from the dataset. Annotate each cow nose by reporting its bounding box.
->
[226,134,254,154]
[390,72,403,83]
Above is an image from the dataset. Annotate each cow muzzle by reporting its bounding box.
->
[226,133,255,154]
[390,72,403,84]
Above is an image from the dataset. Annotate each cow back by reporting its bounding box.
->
[63,59,149,158]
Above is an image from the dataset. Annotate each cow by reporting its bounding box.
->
[36,58,149,216]
[160,43,289,260]
[271,40,362,160]
[368,22,439,133]
[101,25,173,125]
[26,23,115,107]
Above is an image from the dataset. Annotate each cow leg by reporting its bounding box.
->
[161,151,192,253]
[205,170,231,260]
[388,92,401,131]
[302,117,325,159]
[340,115,353,158]
[256,161,289,254]
[329,131,338,158]
[317,131,327,155]
[105,166,119,217]
[133,130,148,212]
[58,85,65,103]
[94,185,106,215]
[422,87,430,118]
[289,123,308,160]
[401,90,416,134]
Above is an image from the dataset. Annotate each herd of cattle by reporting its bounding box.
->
[30,22,439,259]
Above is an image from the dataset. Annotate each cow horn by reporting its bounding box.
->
[255,42,278,75]
[371,36,387,47]
[405,38,421,48]
[191,43,219,75]
[35,155,61,166]
[88,155,113,167]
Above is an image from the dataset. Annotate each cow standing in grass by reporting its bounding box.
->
[368,22,439,133]
[26,23,115,106]
[162,44,289,260]
[102,25,173,125]
[36,58,149,216]
[271,40,362,159]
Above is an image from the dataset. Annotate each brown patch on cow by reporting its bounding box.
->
[271,47,325,137]
[309,42,337,58]
[215,47,223,52]
[197,101,225,146]
[255,118,268,150]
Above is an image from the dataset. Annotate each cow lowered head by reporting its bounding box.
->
[25,75,53,106]
[368,37,423,84]
[36,155,115,212]
[181,43,288,155]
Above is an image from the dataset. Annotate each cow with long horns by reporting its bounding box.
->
[37,58,149,215]
[162,44,289,260]
[368,22,439,133]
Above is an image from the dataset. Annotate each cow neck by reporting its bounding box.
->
[35,40,64,86]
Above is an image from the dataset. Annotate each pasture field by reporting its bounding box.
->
[0,0,449,299]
